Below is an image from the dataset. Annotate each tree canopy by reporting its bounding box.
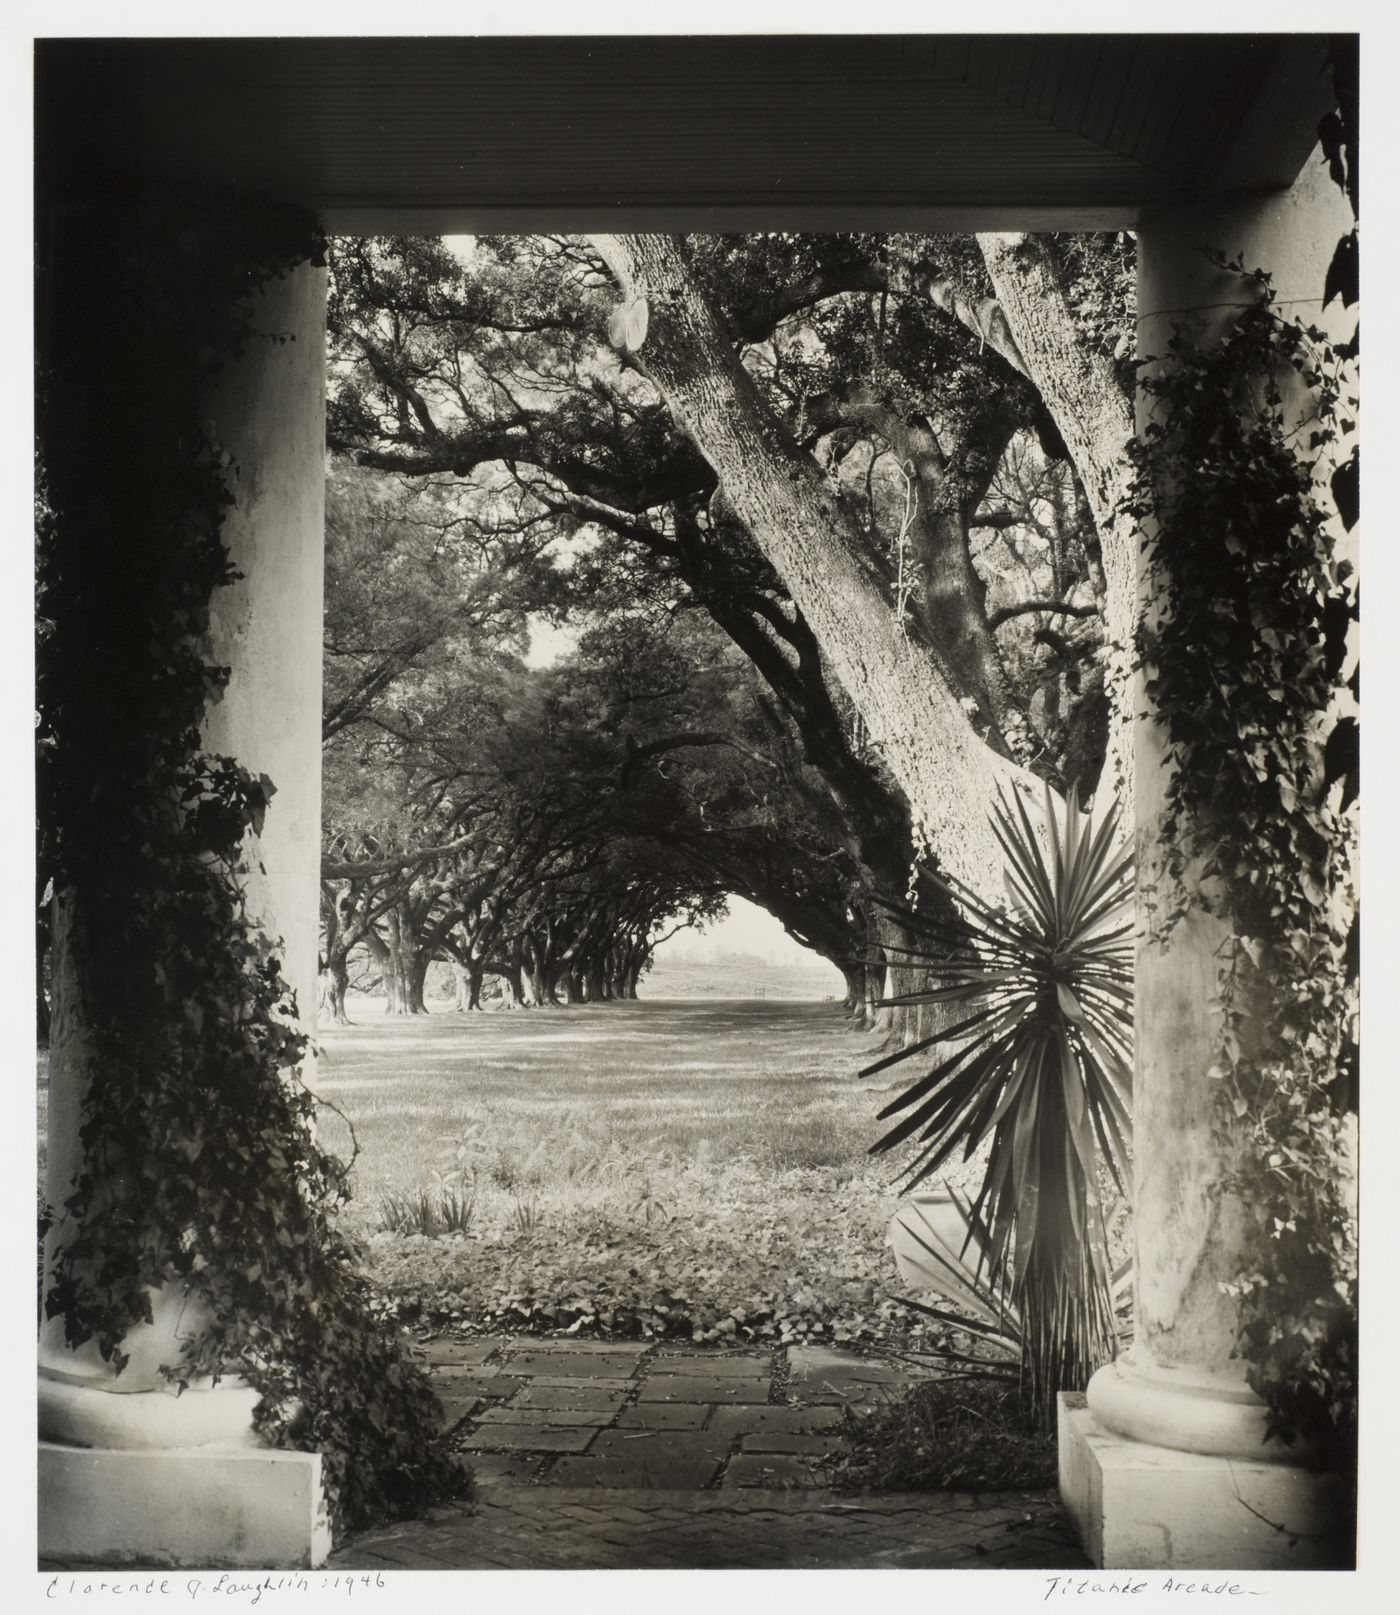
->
[318,229,1135,1021]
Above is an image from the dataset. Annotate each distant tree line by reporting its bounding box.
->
[318,467,879,1021]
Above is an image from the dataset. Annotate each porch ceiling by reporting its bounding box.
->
[35,34,1341,233]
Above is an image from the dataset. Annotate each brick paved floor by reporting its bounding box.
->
[328,1334,1090,1571]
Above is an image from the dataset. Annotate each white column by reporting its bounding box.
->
[39,261,330,1570]
[202,266,327,1031]
[1059,150,1355,1570]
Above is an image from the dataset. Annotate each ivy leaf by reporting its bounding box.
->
[1323,231,1358,311]
[1322,717,1359,814]
[1331,454,1359,533]
[249,772,278,838]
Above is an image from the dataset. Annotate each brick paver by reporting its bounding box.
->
[468,1422,602,1454]
[635,1374,769,1403]
[723,1452,829,1488]
[432,1371,520,1402]
[738,1431,846,1454]
[508,1381,630,1411]
[435,1370,523,1400]
[504,1336,651,1358]
[508,1350,640,1378]
[547,1455,723,1489]
[582,1429,731,1466]
[417,1337,500,1367]
[323,1333,1091,1570]
[332,1487,1088,1570]
[705,1403,843,1435]
[787,1344,911,1383]
[459,1453,545,1485]
[649,1351,774,1377]
[475,1405,604,1426]
[616,1402,709,1428]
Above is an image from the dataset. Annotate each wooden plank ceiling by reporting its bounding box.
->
[35,34,1340,230]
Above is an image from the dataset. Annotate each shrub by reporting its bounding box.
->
[378,1187,476,1237]
[834,1376,1057,1492]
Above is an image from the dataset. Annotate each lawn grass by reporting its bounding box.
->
[36,998,972,1347]
[317,996,940,1344]
[319,996,874,1207]
[641,954,844,1001]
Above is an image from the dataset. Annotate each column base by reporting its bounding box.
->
[1058,1394,1352,1570]
[39,1441,331,1569]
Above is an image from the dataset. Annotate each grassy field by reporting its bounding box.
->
[36,998,972,1346]
[319,996,873,1209]
[640,953,844,1001]
[317,996,943,1344]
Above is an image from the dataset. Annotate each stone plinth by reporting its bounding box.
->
[1059,1395,1348,1571]
[40,1444,330,1570]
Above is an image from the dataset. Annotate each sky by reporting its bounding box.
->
[524,614,582,669]
[651,895,824,967]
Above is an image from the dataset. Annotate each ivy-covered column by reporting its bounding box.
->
[37,211,332,1568]
[201,265,327,1043]
[1059,148,1358,1570]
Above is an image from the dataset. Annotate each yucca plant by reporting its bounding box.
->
[865,783,1134,1426]
[888,1182,1133,1383]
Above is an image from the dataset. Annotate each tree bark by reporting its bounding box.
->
[589,234,1044,901]
[497,960,529,1008]
[321,954,352,1025]
[585,954,610,1003]
[380,909,428,1014]
[621,937,647,999]
[821,381,1023,753]
[976,233,1136,808]
[361,928,398,1013]
[406,941,431,1014]
[530,935,564,1006]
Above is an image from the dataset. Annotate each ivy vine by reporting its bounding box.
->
[36,191,469,1536]
[1125,245,1358,1476]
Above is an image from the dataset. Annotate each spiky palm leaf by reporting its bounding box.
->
[891,1185,1133,1390]
[865,784,1133,1421]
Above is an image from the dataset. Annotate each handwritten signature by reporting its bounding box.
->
[46,1574,389,1604]
[1043,1576,1262,1600]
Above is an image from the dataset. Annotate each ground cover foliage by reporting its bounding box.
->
[319,1000,956,1347]
[835,1378,1057,1493]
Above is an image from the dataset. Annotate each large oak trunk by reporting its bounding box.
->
[321,953,352,1025]
[976,233,1136,807]
[589,234,1044,902]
